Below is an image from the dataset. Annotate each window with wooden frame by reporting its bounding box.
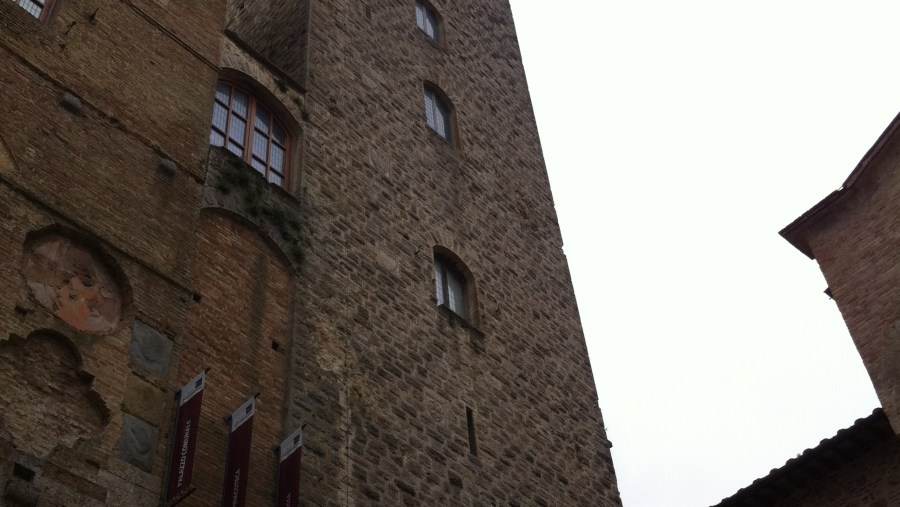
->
[14,0,56,21]
[424,85,453,142]
[210,83,289,188]
[415,0,440,42]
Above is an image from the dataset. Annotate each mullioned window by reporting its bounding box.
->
[210,83,290,188]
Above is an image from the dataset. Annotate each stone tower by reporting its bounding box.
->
[0,0,621,505]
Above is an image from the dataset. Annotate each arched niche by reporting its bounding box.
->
[0,331,109,458]
[177,210,293,505]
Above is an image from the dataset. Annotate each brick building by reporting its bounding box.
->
[0,1,621,506]
[714,113,900,506]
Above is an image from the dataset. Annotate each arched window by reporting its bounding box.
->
[424,84,453,142]
[415,0,440,42]
[15,0,56,21]
[434,248,476,323]
[210,83,289,187]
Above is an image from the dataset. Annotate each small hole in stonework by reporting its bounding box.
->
[13,463,35,482]
[271,341,281,351]
[192,293,202,303]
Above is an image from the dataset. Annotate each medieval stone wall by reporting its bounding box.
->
[289,0,621,505]
[225,0,310,87]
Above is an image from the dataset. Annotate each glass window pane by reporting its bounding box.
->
[271,145,285,171]
[215,84,231,105]
[229,116,246,146]
[250,157,266,174]
[255,107,271,134]
[416,3,425,30]
[18,0,43,18]
[268,172,283,187]
[424,90,435,130]
[212,103,228,132]
[209,130,225,147]
[424,11,436,38]
[434,101,447,138]
[253,131,269,161]
[273,123,286,145]
[227,141,243,157]
[448,270,465,318]
[232,91,249,118]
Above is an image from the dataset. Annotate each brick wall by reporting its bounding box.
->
[286,0,621,504]
[0,0,227,504]
[785,124,900,434]
[177,211,292,506]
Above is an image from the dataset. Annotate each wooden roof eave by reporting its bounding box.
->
[780,110,900,259]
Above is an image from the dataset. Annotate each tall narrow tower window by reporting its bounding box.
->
[434,254,467,319]
[415,1,440,42]
[424,86,452,142]
[433,247,479,325]
[15,0,55,20]
[210,83,290,188]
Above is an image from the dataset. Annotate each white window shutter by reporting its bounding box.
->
[434,259,445,305]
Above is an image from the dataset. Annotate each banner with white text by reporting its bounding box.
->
[165,371,206,506]
[221,396,256,507]
[276,427,303,507]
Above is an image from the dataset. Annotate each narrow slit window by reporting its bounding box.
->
[466,407,478,456]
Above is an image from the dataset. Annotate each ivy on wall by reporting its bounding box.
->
[214,155,304,265]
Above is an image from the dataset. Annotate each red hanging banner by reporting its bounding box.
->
[275,427,303,507]
[221,396,256,507]
[164,370,206,506]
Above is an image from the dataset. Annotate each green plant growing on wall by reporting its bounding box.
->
[215,156,304,265]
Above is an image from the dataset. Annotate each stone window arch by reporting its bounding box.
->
[424,82,455,143]
[415,0,442,43]
[434,246,478,324]
[210,81,292,188]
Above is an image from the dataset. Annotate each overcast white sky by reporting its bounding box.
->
[508,2,899,506]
